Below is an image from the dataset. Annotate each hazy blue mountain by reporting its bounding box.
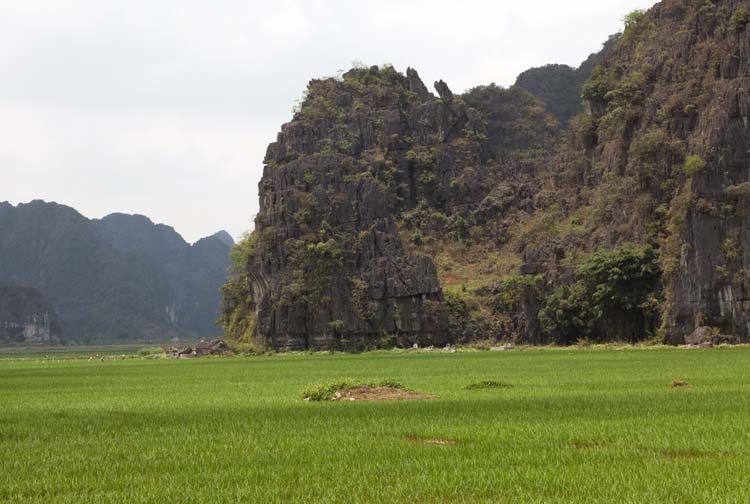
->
[0,200,231,343]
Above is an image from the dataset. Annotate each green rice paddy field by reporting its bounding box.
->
[1,346,749,503]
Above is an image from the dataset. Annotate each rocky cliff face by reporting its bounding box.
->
[570,0,750,342]
[230,67,483,350]
[473,0,750,345]
[0,286,61,344]
[223,66,558,349]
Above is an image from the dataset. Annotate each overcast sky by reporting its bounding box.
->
[1,0,657,243]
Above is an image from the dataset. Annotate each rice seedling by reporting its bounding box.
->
[1,346,749,502]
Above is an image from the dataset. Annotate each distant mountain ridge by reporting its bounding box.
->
[0,200,232,343]
[514,33,620,124]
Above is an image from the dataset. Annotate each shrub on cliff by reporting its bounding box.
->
[539,245,662,344]
[220,233,258,343]
[683,155,706,177]
[623,9,645,30]
[730,8,750,32]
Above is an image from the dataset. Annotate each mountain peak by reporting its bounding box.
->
[210,230,235,247]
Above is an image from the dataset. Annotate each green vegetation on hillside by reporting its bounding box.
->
[220,232,257,344]
[539,245,662,344]
[514,64,582,124]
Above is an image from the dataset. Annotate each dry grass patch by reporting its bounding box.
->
[404,435,457,446]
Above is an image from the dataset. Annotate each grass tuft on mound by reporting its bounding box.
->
[465,380,513,390]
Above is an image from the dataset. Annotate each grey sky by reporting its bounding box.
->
[1,0,657,243]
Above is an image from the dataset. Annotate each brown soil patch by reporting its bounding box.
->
[440,273,462,285]
[331,386,434,401]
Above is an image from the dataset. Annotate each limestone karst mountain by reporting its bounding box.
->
[223,0,750,348]
[0,200,232,343]
[568,0,750,343]
[220,65,560,350]
[94,213,234,337]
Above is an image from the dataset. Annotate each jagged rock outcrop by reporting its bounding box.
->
[0,201,231,343]
[0,286,61,344]
[462,0,750,345]
[228,66,519,350]
[223,65,561,349]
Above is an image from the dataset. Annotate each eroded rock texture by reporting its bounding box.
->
[233,67,500,349]
[574,0,750,342]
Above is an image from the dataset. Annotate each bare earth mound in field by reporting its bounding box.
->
[332,386,433,401]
